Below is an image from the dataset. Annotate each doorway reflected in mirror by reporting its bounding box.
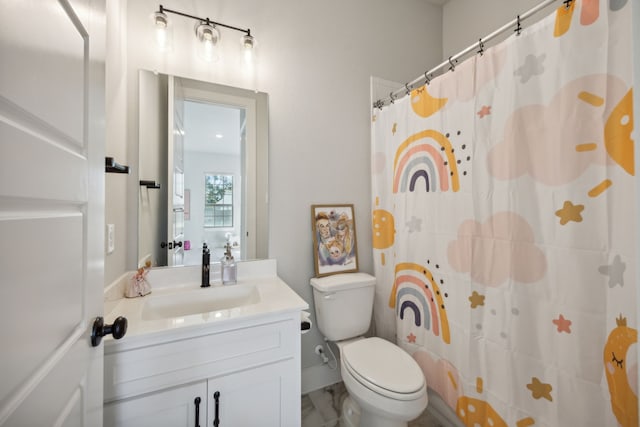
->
[137,70,269,268]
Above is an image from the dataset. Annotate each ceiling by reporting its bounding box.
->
[183,100,241,156]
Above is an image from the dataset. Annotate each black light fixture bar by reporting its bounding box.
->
[159,5,252,37]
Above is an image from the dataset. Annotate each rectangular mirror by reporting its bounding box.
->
[138,70,268,268]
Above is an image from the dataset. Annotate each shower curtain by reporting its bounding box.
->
[371,1,635,426]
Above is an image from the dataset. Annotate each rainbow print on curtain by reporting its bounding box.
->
[371,1,636,426]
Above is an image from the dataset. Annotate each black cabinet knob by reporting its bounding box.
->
[91,316,127,347]
[174,241,183,248]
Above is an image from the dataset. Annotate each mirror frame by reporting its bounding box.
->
[137,70,269,268]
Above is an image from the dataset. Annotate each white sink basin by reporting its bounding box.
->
[141,285,260,320]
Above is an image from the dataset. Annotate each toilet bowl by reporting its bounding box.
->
[340,396,360,427]
[339,337,428,427]
[310,273,428,426]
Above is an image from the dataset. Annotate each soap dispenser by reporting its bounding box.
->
[201,243,210,287]
[220,243,237,285]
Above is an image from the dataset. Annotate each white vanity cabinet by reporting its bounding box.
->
[104,382,206,426]
[206,359,296,426]
[103,314,302,427]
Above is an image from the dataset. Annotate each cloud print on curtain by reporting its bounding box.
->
[371,1,635,426]
[448,212,547,287]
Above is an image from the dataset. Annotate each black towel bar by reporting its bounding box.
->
[140,180,161,189]
[105,157,130,174]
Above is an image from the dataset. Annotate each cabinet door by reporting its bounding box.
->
[104,382,207,427]
[208,360,299,427]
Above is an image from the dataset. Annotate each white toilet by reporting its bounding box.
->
[310,273,428,427]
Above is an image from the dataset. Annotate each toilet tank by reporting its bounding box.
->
[310,273,376,341]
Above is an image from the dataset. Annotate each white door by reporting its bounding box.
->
[167,76,185,266]
[0,0,105,425]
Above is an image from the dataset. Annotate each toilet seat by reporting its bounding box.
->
[342,337,425,401]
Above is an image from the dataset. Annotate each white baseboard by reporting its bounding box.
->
[301,363,342,395]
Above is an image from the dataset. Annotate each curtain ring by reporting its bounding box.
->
[477,38,484,56]
[448,56,456,72]
[405,83,411,96]
[389,92,395,104]
[515,15,522,36]
[424,72,431,85]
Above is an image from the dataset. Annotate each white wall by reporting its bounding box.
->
[442,0,548,57]
[105,0,129,284]
[105,0,443,391]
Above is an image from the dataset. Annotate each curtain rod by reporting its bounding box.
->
[373,0,569,109]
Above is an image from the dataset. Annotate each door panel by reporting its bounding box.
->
[0,215,84,400]
[167,76,185,266]
[4,339,96,426]
[0,1,85,143]
[0,117,88,201]
[0,0,105,425]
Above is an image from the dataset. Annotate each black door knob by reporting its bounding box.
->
[174,241,183,248]
[91,316,127,347]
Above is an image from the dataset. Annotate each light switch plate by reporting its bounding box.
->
[107,224,115,254]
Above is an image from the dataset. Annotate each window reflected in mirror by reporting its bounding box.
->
[204,174,234,228]
[137,70,269,269]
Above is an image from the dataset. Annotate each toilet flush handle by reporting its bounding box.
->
[323,292,336,299]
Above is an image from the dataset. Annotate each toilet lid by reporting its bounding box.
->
[342,337,425,400]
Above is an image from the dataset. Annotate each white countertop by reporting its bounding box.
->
[104,259,308,347]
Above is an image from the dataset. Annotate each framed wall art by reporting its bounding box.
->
[311,204,358,277]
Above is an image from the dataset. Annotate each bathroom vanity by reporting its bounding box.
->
[102,260,308,427]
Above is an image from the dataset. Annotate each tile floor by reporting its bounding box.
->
[301,382,445,427]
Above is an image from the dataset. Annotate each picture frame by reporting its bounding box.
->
[311,204,358,277]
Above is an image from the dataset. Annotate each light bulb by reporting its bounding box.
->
[202,27,214,41]
[242,34,254,49]
[154,11,169,50]
[196,22,220,62]
[203,39,215,61]
[241,34,255,63]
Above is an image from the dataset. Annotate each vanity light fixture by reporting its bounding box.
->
[154,5,256,60]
